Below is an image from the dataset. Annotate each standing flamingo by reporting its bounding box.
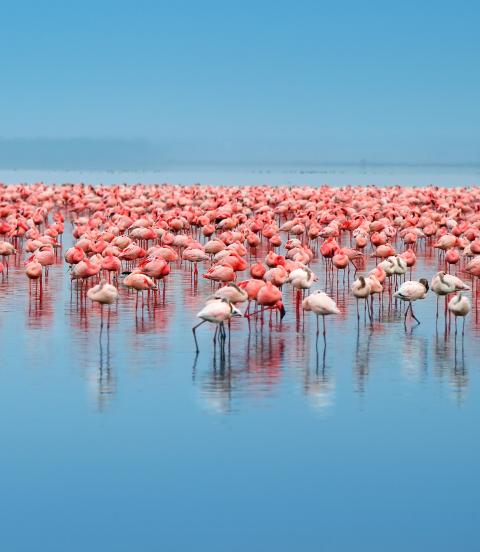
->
[394,279,429,327]
[448,293,471,336]
[192,299,242,352]
[302,291,340,340]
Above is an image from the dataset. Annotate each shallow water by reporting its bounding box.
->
[1,227,480,551]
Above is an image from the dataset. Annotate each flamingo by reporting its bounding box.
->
[0,240,17,273]
[287,266,318,290]
[351,276,372,321]
[431,271,470,320]
[246,282,286,321]
[210,283,248,305]
[87,280,119,305]
[192,299,242,352]
[238,279,266,315]
[3,181,480,347]
[203,265,235,283]
[448,293,471,336]
[394,279,429,326]
[123,272,157,309]
[302,291,340,339]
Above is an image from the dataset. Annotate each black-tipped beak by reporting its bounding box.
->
[279,304,286,319]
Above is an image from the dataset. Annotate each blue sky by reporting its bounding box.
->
[1,0,479,166]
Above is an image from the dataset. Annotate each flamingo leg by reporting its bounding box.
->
[99,304,104,343]
[404,302,411,327]
[410,304,420,325]
[192,319,206,352]
[366,298,373,323]
[245,306,271,318]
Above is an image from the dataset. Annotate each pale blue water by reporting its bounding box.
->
[1,163,479,187]
[1,174,479,551]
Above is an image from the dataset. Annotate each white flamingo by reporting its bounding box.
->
[431,271,470,320]
[351,276,372,320]
[448,292,471,336]
[87,279,119,332]
[192,298,242,352]
[394,278,429,326]
[302,290,340,339]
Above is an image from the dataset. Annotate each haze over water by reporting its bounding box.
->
[1,163,479,188]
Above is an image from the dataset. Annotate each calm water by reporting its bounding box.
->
[1,163,480,187]
[1,197,480,550]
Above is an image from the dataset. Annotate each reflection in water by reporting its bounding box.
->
[1,222,480,415]
[245,330,285,387]
[203,351,233,414]
[27,287,54,328]
[433,333,469,405]
[401,332,429,382]
[304,346,335,411]
[195,331,288,413]
[452,339,468,404]
[89,321,116,411]
[353,327,373,394]
[192,343,235,414]
[193,326,339,414]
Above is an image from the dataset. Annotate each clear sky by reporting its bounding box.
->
[1,0,479,167]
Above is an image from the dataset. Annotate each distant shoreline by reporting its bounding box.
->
[1,164,479,187]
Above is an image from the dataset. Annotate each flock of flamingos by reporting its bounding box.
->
[0,183,479,353]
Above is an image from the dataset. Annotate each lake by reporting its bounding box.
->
[0,172,479,551]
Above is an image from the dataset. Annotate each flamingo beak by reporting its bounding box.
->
[232,305,243,317]
[279,303,286,319]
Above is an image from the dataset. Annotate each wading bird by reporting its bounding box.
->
[302,290,340,340]
[394,279,429,326]
[192,298,243,352]
[448,293,471,336]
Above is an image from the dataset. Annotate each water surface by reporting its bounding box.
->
[0,205,479,552]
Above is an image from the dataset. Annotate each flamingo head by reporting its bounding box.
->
[226,299,243,317]
[419,278,429,291]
